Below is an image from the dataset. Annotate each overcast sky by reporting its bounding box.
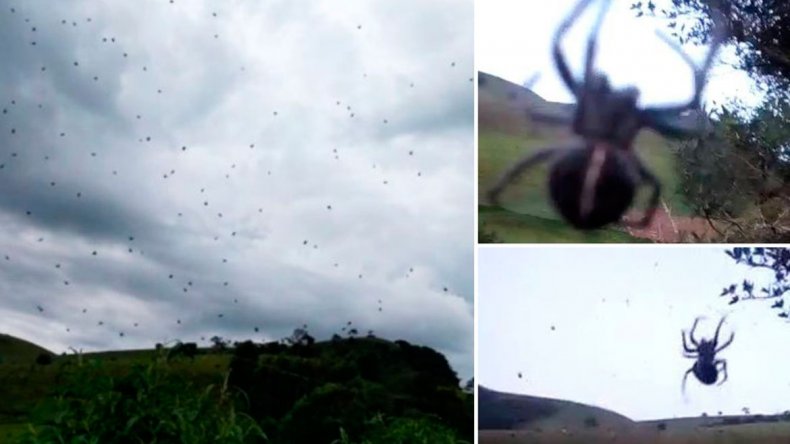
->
[479,246,790,420]
[477,0,764,110]
[0,1,473,380]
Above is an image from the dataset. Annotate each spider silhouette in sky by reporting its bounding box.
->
[486,0,726,230]
[682,316,734,394]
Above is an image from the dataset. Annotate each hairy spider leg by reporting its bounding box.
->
[716,330,735,353]
[715,359,729,385]
[682,366,694,395]
[528,110,573,126]
[682,330,697,355]
[689,317,704,346]
[619,161,661,228]
[582,0,612,82]
[641,109,703,139]
[487,143,580,206]
[552,0,597,96]
[712,316,727,346]
[645,11,727,116]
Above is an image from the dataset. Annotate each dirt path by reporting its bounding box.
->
[624,202,716,243]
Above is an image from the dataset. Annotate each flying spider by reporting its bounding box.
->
[682,316,734,393]
[486,0,725,229]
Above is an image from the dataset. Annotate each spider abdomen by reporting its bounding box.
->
[694,362,719,385]
[548,146,638,229]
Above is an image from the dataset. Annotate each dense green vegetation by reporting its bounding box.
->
[0,332,472,444]
[478,206,647,243]
[674,100,790,241]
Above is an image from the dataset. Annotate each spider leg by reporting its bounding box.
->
[528,110,573,126]
[486,146,569,207]
[715,331,735,354]
[681,366,694,395]
[712,316,727,346]
[689,317,703,346]
[644,11,727,115]
[681,330,696,354]
[641,108,705,140]
[552,0,597,96]
[582,0,612,81]
[715,359,729,385]
[620,160,661,228]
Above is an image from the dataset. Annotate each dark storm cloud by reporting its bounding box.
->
[0,0,473,380]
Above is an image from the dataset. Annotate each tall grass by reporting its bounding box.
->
[16,354,265,444]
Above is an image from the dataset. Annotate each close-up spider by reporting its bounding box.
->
[681,316,734,394]
[486,0,726,230]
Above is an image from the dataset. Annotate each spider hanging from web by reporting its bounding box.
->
[682,316,734,394]
[486,0,726,230]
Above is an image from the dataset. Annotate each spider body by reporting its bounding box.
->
[692,361,719,385]
[549,144,640,229]
[487,0,725,230]
[682,316,734,393]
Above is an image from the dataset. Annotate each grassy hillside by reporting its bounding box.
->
[479,206,649,243]
[481,422,790,444]
[0,334,472,444]
[478,71,691,243]
[0,334,52,365]
[479,385,790,444]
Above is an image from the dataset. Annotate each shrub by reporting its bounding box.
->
[657,422,667,431]
[278,382,385,443]
[584,416,598,428]
[34,353,53,366]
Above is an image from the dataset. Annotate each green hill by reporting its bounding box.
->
[479,206,649,243]
[478,71,692,243]
[0,334,52,365]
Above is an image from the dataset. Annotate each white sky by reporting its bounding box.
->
[478,246,790,420]
[477,0,764,110]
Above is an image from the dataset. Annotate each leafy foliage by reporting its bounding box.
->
[227,335,471,444]
[721,248,790,316]
[631,1,790,241]
[675,98,790,241]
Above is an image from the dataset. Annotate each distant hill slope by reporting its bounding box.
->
[0,334,52,364]
[479,385,634,431]
[478,72,574,116]
[478,72,572,137]
[477,71,702,134]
